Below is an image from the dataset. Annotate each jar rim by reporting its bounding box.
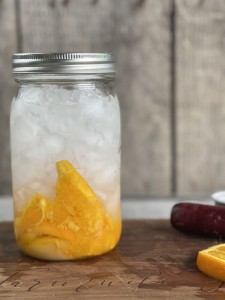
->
[12,53,115,76]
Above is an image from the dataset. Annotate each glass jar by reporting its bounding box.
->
[10,53,121,260]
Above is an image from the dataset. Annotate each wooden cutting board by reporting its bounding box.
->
[0,220,224,299]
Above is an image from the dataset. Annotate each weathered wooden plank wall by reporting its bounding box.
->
[1,0,225,197]
[0,0,17,194]
[176,0,225,195]
[18,0,172,197]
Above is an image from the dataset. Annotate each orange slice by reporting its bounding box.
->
[197,244,225,282]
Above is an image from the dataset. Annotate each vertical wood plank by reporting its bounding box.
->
[19,0,172,197]
[176,0,225,195]
[0,0,17,194]
[114,1,172,197]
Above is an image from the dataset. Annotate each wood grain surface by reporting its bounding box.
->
[0,220,224,299]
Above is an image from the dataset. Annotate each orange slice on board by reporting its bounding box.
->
[197,244,225,282]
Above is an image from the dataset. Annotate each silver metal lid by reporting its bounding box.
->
[12,53,115,75]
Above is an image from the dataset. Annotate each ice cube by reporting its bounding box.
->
[92,166,120,191]
[11,157,30,190]
[22,86,44,104]
[43,84,73,105]
[11,117,43,157]
[38,134,65,157]
[78,93,120,147]
[11,83,121,216]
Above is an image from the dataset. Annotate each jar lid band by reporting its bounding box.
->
[12,53,115,75]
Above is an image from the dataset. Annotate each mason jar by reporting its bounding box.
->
[10,53,121,260]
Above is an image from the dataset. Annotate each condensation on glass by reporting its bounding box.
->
[10,53,121,260]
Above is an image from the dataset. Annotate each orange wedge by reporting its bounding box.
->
[197,244,225,282]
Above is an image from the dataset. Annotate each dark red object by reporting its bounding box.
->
[171,202,225,238]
